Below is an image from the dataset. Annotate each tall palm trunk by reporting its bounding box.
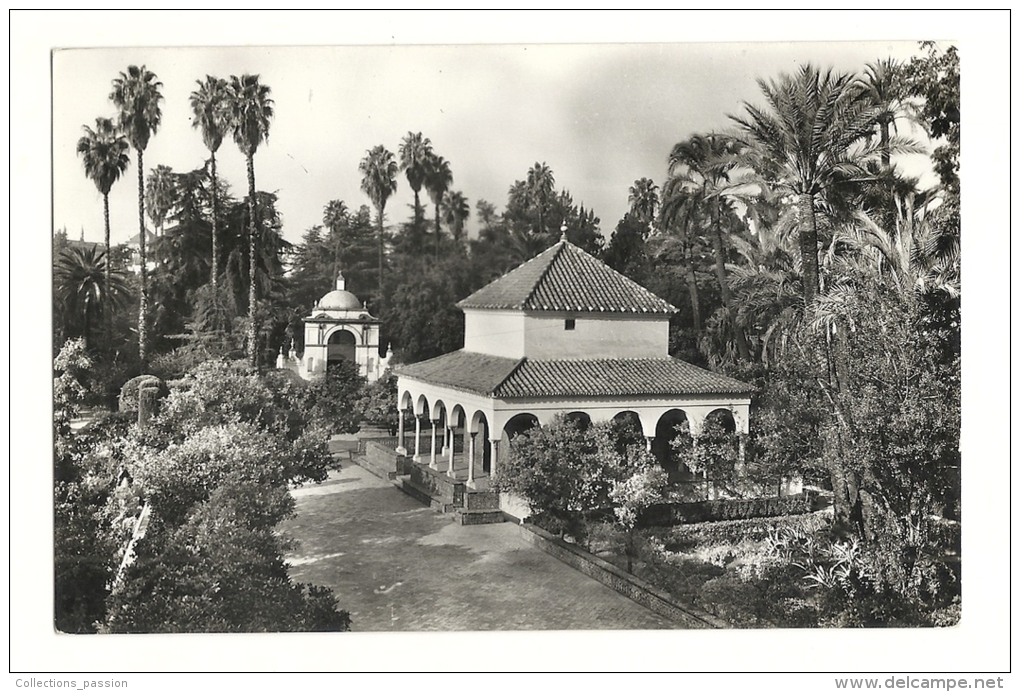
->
[879,116,891,169]
[412,190,423,248]
[210,152,219,290]
[798,192,820,306]
[246,154,258,366]
[136,150,148,368]
[377,210,385,307]
[683,243,702,335]
[434,203,442,259]
[103,193,111,295]
[710,206,751,361]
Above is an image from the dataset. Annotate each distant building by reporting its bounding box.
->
[395,233,753,491]
[293,271,389,383]
[124,230,158,273]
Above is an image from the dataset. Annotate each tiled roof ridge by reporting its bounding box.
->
[522,241,567,309]
[558,242,677,314]
[492,356,529,394]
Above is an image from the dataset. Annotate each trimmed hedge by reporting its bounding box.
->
[640,493,812,526]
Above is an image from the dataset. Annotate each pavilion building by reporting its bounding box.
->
[296,271,389,383]
[394,234,754,492]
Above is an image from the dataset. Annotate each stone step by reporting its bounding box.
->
[455,508,506,526]
[464,491,501,511]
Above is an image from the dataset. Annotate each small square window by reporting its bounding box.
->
[565,318,576,331]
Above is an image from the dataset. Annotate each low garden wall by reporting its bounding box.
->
[640,492,813,526]
[360,440,414,479]
[515,522,726,629]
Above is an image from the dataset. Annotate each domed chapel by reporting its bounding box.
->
[395,234,754,491]
[299,270,389,382]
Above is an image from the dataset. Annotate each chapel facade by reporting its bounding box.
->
[394,235,754,490]
[296,271,389,382]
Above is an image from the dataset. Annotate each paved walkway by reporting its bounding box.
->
[281,459,675,631]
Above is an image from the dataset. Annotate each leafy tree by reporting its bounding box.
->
[899,43,959,196]
[189,75,230,289]
[105,472,350,633]
[609,454,668,573]
[384,258,467,363]
[110,64,163,367]
[495,416,633,540]
[812,281,960,607]
[603,212,651,279]
[76,116,130,291]
[223,73,274,365]
[357,369,398,434]
[359,145,398,303]
[301,359,365,435]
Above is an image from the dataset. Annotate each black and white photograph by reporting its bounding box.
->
[13,9,1009,679]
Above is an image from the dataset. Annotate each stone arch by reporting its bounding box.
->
[563,411,592,432]
[503,413,539,441]
[705,408,737,434]
[431,399,448,424]
[326,328,357,367]
[654,408,694,484]
[610,411,646,455]
[470,410,493,473]
[399,390,414,411]
[414,394,430,418]
[449,404,467,430]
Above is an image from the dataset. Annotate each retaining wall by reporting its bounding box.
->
[515,523,727,629]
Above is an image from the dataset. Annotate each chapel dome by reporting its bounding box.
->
[318,289,363,311]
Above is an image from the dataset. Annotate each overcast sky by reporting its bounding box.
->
[54,40,933,247]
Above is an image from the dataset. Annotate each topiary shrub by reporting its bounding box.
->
[119,375,168,414]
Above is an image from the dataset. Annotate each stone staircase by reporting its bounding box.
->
[397,461,504,525]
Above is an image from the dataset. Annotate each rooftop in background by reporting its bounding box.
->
[458,239,677,314]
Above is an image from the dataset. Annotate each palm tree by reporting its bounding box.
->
[75,116,130,293]
[628,177,659,230]
[323,199,349,284]
[441,190,470,245]
[667,134,753,360]
[359,145,398,301]
[657,179,704,335]
[856,58,917,170]
[399,132,433,246]
[526,162,555,235]
[145,164,177,237]
[110,64,163,367]
[424,153,452,256]
[222,74,274,366]
[729,64,884,306]
[54,246,131,350]
[189,75,229,289]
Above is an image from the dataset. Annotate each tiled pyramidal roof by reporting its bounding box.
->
[457,240,678,314]
[396,351,755,399]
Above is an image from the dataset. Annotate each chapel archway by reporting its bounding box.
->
[326,329,357,370]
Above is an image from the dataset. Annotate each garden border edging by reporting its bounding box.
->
[513,520,728,629]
